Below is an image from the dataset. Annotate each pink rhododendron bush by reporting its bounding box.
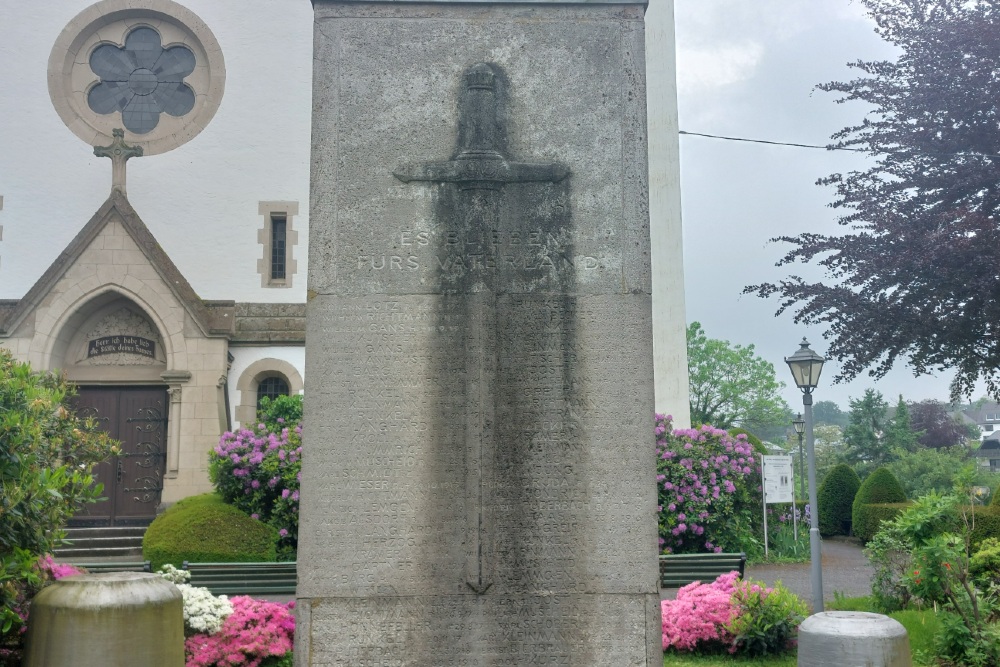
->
[656,414,762,556]
[184,595,295,667]
[661,572,808,658]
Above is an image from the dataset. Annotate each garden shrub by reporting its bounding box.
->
[969,537,1000,585]
[142,493,277,570]
[184,596,295,667]
[728,579,808,657]
[852,467,907,543]
[817,464,861,536]
[660,572,806,658]
[891,475,1000,667]
[864,521,914,612]
[656,415,762,556]
[854,503,911,544]
[0,350,115,661]
[660,571,738,651]
[210,410,301,560]
[970,505,1000,547]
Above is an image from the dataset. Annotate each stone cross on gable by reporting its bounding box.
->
[94,128,143,196]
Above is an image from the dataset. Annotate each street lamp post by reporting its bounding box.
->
[785,338,826,613]
[792,414,805,502]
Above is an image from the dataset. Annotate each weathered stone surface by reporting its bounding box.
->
[299,1,658,664]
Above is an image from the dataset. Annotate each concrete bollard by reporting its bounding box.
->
[798,611,911,667]
[22,572,183,667]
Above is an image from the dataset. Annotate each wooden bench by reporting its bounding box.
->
[182,561,297,596]
[70,560,152,574]
[659,552,746,588]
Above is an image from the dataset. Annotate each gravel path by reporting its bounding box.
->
[661,536,874,608]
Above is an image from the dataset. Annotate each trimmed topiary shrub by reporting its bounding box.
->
[143,493,277,570]
[852,467,907,543]
[854,503,912,544]
[818,464,861,536]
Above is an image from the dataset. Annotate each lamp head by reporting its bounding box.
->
[785,338,825,392]
[792,413,805,435]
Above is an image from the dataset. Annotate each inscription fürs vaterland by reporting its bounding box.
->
[300,3,660,663]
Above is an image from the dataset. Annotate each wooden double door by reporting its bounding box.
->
[70,387,169,526]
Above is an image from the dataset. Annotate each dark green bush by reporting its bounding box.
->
[852,467,907,543]
[854,503,912,544]
[142,493,277,569]
[970,505,1000,548]
[818,464,861,536]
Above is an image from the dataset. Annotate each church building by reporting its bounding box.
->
[0,0,689,527]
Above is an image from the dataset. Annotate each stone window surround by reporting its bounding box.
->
[47,0,225,156]
[257,202,299,288]
[235,358,303,427]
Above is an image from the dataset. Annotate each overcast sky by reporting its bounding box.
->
[671,0,985,412]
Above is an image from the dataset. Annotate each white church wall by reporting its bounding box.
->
[646,0,692,428]
[0,0,313,304]
[1,0,691,437]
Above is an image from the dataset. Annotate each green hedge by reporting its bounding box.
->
[854,502,913,543]
[143,493,278,570]
[818,464,861,537]
[970,505,1000,547]
[852,467,907,543]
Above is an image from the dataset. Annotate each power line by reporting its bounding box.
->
[678,130,1000,159]
[679,130,862,152]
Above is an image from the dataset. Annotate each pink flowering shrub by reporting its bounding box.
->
[184,596,295,667]
[656,414,762,556]
[210,420,301,560]
[661,572,806,657]
[37,554,84,580]
[660,571,739,650]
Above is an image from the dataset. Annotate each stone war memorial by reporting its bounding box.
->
[298,0,662,663]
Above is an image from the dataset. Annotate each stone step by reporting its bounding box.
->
[53,526,148,560]
[55,546,144,559]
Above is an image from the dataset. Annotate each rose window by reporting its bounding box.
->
[87,27,196,135]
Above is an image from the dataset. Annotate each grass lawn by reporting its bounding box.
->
[664,652,796,666]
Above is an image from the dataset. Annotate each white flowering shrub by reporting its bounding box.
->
[157,564,191,584]
[175,584,233,636]
[157,565,232,636]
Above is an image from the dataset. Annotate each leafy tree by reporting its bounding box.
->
[810,424,850,483]
[887,447,981,498]
[686,322,791,437]
[910,399,978,448]
[745,0,1000,400]
[813,400,849,428]
[843,389,891,469]
[884,395,920,454]
[0,350,115,650]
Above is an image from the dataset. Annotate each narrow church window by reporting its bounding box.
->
[257,376,290,408]
[271,215,287,280]
[257,202,298,287]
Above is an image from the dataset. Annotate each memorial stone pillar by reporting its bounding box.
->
[298,0,662,664]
